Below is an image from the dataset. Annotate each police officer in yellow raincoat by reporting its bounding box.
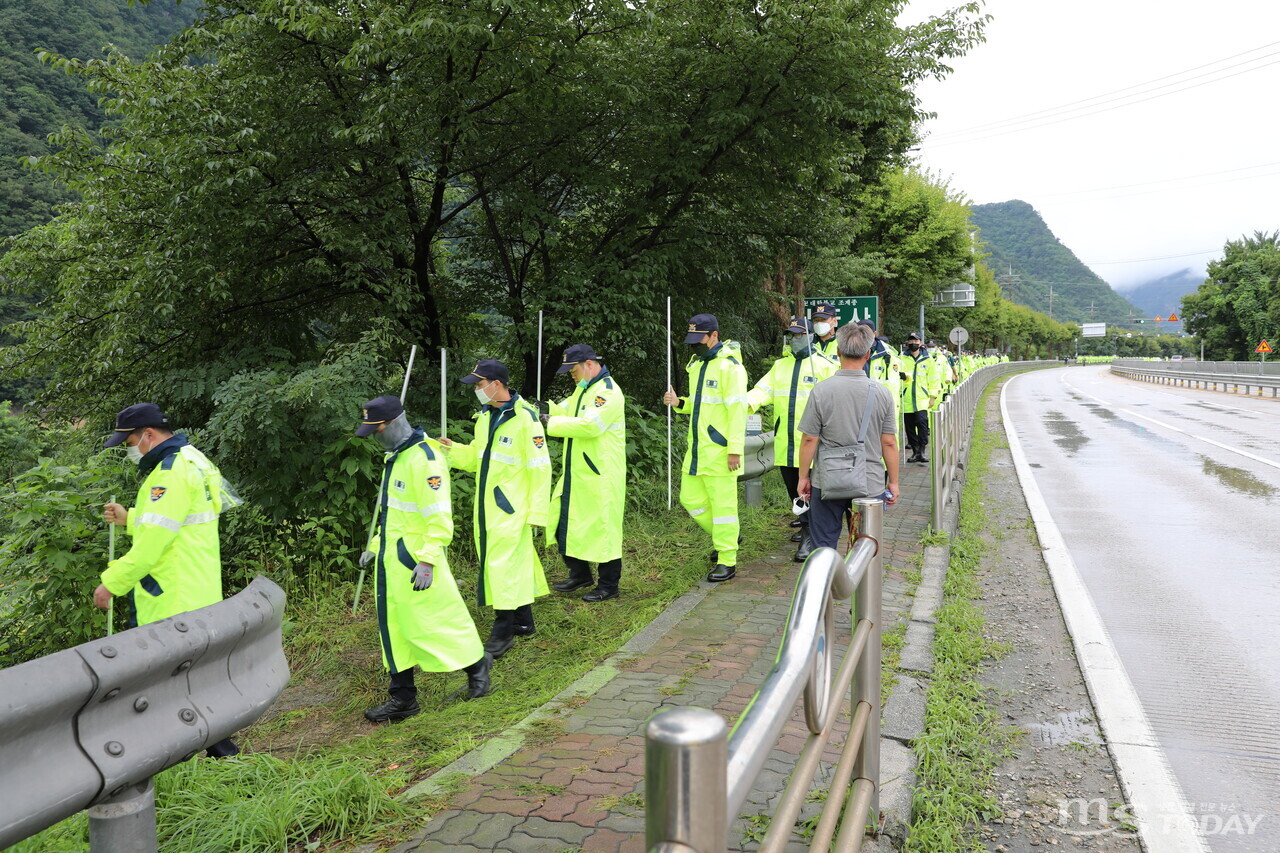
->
[355,395,491,722]
[96,402,241,756]
[542,344,626,602]
[901,333,939,463]
[812,303,840,359]
[663,314,748,583]
[746,318,837,563]
[442,360,551,658]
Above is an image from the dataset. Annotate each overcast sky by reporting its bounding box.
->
[900,0,1280,291]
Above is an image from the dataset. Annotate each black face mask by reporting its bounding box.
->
[692,343,711,356]
[907,342,922,352]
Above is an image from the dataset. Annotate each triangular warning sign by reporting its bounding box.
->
[1155,315,1164,322]
[1167,312,1179,322]
[1257,340,1273,353]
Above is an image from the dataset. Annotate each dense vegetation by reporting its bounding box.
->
[971,200,1139,324]
[0,0,200,400]
[1181,231,1280,361]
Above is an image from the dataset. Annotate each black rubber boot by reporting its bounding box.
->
[553,556,594,593]
[584,559,621,602]
[485,610,516,658]
[794,525,814,563]
[463,653,493,699]
[205,738,240,759]
[514,603,535,636]
[367,668,421,721]
[707,564,736,582]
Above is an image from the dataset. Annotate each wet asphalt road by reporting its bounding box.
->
[1003,364,1280,853]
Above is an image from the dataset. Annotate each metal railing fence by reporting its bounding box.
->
[0,577,289,851]
[645,499,884,853]
[1111,359,1280,397]
[929,361,1055,531]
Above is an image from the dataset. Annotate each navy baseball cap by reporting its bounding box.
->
[857,318,877,330]
[812,303,838,319]
[355,395,405,437]
[907,332,923,342]
[786,317,814,334]
[684,314,718,344]
[556,344,601,374]
[461,359,509,386]
[104,403,170,448]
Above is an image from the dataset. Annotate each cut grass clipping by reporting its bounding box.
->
[906,381,1013,852]
[10,753,407,853]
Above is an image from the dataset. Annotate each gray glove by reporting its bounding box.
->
[359,550,375,568]
[412,562,434,591]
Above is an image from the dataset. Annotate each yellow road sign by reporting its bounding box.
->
[1257,340,1273,354]
[1155,315,1164,322]
[1167,312,1179,321]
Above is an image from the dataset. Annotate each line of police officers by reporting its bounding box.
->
[92,312,1004,728]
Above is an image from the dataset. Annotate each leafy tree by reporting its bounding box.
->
[1182,231,1280,360]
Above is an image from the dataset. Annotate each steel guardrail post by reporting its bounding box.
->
[852,498,883,820]
[87,779,157,853]
[645,707,727,853]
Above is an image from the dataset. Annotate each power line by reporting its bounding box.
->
[931,40,1280,138]
[924,50,1280,146]
[1032,159,1280,200]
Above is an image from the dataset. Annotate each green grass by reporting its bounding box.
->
[14,478,793,852]
[906,382,1016,853]
[11,753,409,853]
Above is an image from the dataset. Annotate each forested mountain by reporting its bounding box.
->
[971,200,1139,324]
[1116,268,1202,318]
[1,0,198,400]
[1,0,199,238]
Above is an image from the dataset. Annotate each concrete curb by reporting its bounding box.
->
[403,580,716,799]
[876,479,961,848]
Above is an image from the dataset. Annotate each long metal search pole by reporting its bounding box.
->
[440,348,447,437]
[537,310,544,401]
[666,297,673,510]
[354,345,418,614]
[107,494,116,636]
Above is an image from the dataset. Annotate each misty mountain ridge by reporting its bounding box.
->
[1113,268,1204,318]
[971,200,1140,324]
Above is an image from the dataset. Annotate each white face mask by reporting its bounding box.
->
[125,432,150,465]
[474,385,491,405]
[813,322,832,337]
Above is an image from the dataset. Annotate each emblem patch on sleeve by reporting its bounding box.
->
[594,396,606,407]
[533,435,545,448]
[150,487,167,502]
[427,476,443,490]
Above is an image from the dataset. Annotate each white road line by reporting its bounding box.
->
[1002,373,1208,853]
[1062,377,1280,471]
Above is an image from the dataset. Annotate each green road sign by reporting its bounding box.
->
[803,296,879,327]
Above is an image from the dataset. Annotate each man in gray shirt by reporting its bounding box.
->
[797,323,900,551]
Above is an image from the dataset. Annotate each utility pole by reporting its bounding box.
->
[998,264,1022,303]
[1048,285,1054,321]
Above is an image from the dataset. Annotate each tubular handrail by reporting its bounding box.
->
[724,537,874,818]
[1110,361,1280,397]
[645,499,885,853]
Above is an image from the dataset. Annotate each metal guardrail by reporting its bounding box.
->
[739,430,777,507]
[1111,359,1280,397]
[0,576,290,851]
[930,361,1056,531]
[645,499,884,853]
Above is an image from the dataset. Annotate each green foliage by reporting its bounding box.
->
[971,200,1138,324]
[1182,231,1280,360]
[10,752,407,853]
[1,0,987,430]
[0,0,199,238]
[0,431,135,664]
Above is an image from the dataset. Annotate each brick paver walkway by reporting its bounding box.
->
[392,459,933,853]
